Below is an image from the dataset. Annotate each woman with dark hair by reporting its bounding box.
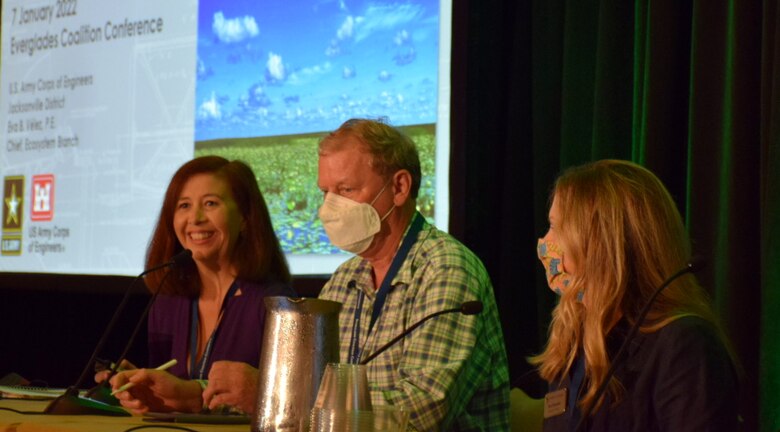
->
[109,156,293,414]
[531,159,738,430]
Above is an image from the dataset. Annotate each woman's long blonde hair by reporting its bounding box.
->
[531,160,720,413]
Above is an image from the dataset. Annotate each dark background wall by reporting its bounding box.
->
[1,1,778,431]
[0,275,326,387]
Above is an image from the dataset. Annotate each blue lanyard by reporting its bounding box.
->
[348,212,424,363]
[189,281,239,379]
[348,290,366,364]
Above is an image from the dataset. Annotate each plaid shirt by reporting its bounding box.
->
[319,215,510,431]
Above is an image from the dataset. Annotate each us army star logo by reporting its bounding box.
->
[3,176,24,230]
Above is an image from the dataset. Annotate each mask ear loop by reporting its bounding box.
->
[371,179,396,221]
[379,203,395,221]
[369,179,392,206]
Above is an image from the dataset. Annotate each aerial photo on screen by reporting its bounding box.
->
[193,0,441,257]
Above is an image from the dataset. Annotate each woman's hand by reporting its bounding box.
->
[94,359,136,383]
[109,369,202,415]
[202,361,259,415]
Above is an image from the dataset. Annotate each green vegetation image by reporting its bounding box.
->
[195,123,437,255]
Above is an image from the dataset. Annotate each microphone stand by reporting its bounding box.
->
[574,258,704,430]
[84,270,172,405]
[43,250,191,416]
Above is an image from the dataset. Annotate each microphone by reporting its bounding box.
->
[83,269,177,405]
[100,250,193,382]
[43,249,192,416]
[575,257,706,429]
[359,300,483,365]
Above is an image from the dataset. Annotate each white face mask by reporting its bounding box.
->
[318,182,394,254]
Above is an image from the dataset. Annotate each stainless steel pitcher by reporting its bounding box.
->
[252,296,342,432]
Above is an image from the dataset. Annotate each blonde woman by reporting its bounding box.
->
[532,160,738,431]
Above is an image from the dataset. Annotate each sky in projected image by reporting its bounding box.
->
[195,0,440,141]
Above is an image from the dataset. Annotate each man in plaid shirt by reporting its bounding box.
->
[317,118,510,431]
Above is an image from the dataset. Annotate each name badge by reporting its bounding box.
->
[544,388,567,419]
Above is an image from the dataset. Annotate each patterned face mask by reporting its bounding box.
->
[537,238,575,296]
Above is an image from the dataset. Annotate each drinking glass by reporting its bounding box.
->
[307,406,409,432]
[312,363,372,411]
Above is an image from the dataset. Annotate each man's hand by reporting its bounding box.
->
[203,361,259,415]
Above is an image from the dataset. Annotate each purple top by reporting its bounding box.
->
[147,279,294,379]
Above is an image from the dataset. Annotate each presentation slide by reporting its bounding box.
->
[1,0,449,276]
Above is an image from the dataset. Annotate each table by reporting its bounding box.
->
[0,399,250,432]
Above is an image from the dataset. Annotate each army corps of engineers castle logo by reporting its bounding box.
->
[2,176,24,255]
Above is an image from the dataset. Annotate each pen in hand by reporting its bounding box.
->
[110,359,178,396]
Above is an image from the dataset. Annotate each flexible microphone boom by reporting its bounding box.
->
[86,249,194,403]
[43,249,193,416]
[359,301,483,365]
[83,269,175,404]
[575,257,706,430]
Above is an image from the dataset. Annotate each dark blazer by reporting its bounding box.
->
[543,316,739,431]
